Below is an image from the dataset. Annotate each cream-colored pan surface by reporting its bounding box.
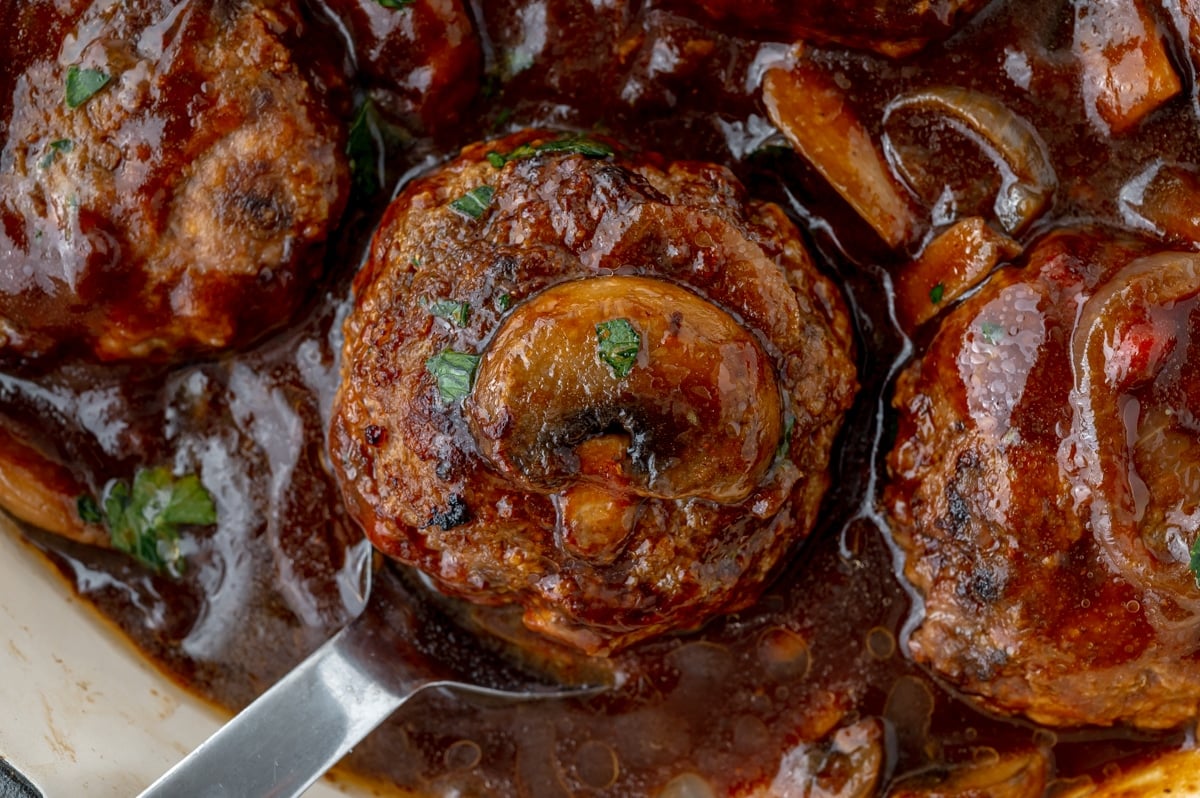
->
[0,520,355,798]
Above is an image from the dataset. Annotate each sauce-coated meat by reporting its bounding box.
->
[885,229,1200,729]
[330,130,858,654]
[0,0,349,362]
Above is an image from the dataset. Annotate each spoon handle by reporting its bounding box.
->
[137,615,419,798]
[136,568,604,798]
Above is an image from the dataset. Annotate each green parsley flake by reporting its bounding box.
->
[39,138,74,169]
[450,185,495,219]
[347,99,381,196]
[776,416,795,461]
[534,135,614,158]
[98,467,217,577]
[490,106,515,133]
[426,349,482,403]
[1190,537,1200,589]
[596,318,641,379]
[495,293,512,312]
[65,66,111,108]
[77,494,103,525]
[374,0,414,7]
[486,134,615,169]
[929,282,945,305]
[427,298,471,328]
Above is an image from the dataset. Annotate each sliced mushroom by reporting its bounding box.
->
[893,216,1022,331]
[467,275,783,505]
[883,87,1056,235]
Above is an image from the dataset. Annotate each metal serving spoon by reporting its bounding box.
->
[138,564,605,798]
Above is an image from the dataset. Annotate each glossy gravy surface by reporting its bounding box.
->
[4,0,1197,794]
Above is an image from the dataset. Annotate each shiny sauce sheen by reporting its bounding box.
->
[3,0,1195,794]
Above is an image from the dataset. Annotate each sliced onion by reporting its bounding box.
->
[0,423,105,546]
[767,718,883,798]
[1174,0,1200,77]
[1063,252,1200,603]
[763,61,919,249]
[883,86,1057,234]
[1073,0,1181,134]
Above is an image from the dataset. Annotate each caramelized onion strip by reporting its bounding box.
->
[1063,252,1200,601]
[888,749,1049,797]
[0,425,105,546]
[1118,160,1200,247]
[763,61,919,249]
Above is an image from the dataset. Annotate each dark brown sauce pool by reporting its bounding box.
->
[5,0,1198,793]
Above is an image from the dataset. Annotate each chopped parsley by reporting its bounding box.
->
[65,66,111,108]
[1190,537,1200,589]
[486,134,615,168]
[776,417,795,461]
[89,467,217,577]
[450,185,495,219]
[489,106,514,133]
[426,298,471,328]
[596,318,641,379]
[39,138,73,169]
[373,0,414,6]
[347,98,382,196]
[494,293,512,312]
[979,321,1005,345]
[77,494,103,525]
[929,282,945,305]
[426,349,482,403]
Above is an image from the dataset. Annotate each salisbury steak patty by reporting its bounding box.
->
[0,0,349,362]
[885,229,1200,729]
[330,129,858,654]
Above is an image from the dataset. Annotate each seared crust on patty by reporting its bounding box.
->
[885,229,1200,728]
[331,129,858,654]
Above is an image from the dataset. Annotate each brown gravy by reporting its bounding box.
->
[5,0,1196,793]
